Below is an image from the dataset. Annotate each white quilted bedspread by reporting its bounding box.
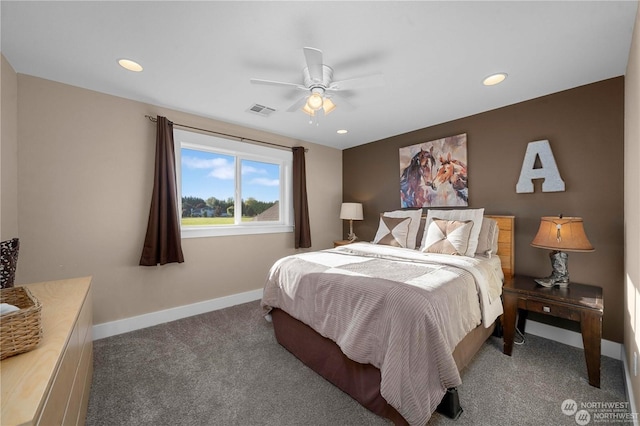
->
[261,242,503,426]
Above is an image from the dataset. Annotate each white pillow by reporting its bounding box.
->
[491,225,500,256]
[422,219,474,255]
[475,218,499,258]
[421,208,485,256]
[382,209,423,249]
[373,215,412,248]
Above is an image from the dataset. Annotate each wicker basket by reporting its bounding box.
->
[0,287,42,360]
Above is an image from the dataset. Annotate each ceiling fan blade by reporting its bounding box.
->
[303,47,324,83]
[250,78,306,90]
[328,73,385,91]
[286,95,309,112]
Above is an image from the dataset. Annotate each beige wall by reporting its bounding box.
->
[1,54,19,240]
[625,4,640,413]
[15,75,342,325]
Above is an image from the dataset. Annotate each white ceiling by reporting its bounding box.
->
[1,1,637,150]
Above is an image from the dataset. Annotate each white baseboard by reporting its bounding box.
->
[621,347,640,425]
[92,288,263,340]
[94,293,624,358]
[93,292,623,360]
[525,319,621,360]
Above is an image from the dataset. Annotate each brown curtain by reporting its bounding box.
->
[292,147,311,248]
[139,116,185,266]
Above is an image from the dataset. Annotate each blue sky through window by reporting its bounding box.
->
[181,148,280,202]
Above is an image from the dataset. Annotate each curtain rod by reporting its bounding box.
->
[144,115,307,152]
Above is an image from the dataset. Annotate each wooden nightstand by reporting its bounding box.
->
[333,240,353,247]
[502,275,604,387]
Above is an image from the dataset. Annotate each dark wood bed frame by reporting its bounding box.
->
[271,215,515,425]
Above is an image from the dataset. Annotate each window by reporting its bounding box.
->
[174,129,293,238]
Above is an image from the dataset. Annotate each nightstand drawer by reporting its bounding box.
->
[526,299,581,321]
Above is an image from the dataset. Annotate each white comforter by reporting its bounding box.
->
[261,242,504,426]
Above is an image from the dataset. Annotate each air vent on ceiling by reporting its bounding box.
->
[247,104,276,117]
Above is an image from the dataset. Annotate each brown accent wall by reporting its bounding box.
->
[344,77,624,343]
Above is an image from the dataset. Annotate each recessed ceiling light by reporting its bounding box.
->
[337,129,348,134]
[118,59,143,72]
[483,73,507,86]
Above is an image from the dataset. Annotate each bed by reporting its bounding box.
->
[261,210,514,425]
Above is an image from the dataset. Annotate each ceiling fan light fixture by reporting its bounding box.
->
[306,92,324,110]
[302,103,315,116]
[302,95,336,116]
[322,97,336,115]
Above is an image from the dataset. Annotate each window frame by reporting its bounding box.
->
[174,129,294,239]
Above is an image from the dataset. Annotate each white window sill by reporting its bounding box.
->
[181,224,294,239]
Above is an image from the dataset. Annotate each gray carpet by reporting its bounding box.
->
[87,301,630,426]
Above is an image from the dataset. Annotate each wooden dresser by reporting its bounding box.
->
[1,277,93,426]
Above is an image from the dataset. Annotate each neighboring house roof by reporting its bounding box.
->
[253,202,279,222]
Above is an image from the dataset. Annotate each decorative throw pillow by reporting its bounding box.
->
[422,219,474,255]
[421,208,484,256]
[381,209,423,249]
[475,218,499,258]
[372,215,412,248]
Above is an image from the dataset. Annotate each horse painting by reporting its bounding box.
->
[400,147,435,207]
[399,134,468,207]
[434,153,468,203]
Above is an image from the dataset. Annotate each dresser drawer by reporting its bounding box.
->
[526,298,581,321]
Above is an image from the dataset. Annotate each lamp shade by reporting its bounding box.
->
[530,216,594,252]
[339,203,363,221]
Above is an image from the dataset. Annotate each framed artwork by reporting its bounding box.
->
[399,133,468,208]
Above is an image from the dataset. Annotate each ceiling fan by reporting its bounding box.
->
[250,47,384,118]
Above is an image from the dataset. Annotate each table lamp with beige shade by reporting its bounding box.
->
[340,203,363,242]
[530,215,595,287]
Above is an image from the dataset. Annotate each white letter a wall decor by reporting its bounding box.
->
[516,140,565,193]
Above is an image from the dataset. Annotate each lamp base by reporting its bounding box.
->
[346,219,358,242]
[535,250,570,288]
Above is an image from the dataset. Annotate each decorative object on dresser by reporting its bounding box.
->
[0,286,43,359]
[339,202,363,242]
[1,238,20,289]
[1,277,93,426]
[530,215,594,287]
[502,275,603,387]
